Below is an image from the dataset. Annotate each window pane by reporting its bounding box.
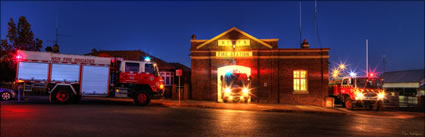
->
[300,71,306,78]
[125,62,139,72]
[145,64,154,73]
[294,71,299,78]
[293,79,299,90]
[301,79,306,90]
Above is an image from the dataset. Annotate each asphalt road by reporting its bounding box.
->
[1,98,424,137]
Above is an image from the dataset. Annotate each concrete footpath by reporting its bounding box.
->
[154,99,425,119]
[155,99,341,114]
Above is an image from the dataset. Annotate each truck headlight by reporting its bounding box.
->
[355,92,364,100]
[378,92,385,100]
[225,88,231,93]
[242,88,249,93]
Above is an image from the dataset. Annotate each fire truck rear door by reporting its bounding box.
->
[17,62,49,81]
[81,65,109,96]
[51,64,80,82]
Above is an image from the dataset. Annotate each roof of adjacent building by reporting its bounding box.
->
[169,62,191,71]
[89,50,176,70]
[380,69,424,83]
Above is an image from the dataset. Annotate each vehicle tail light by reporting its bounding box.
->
[16,54,23,60]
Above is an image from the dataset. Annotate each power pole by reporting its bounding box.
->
[366,39,368,75]
[56,16,59,45]
[383,55,387,73]
[299,1,302,44]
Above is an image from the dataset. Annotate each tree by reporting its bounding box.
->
[45,46,53,52]
[52,44,60,53]
[0,16,43,81]
[46,44,60,53]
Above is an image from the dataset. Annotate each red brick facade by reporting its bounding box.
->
[190,27,329,106]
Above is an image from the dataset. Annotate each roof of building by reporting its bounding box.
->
[193,27,275,49]
[169,62,191,71]
[89,50,176,70]
[380,69,424,83]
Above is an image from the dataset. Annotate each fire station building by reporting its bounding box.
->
[190,27,330,106]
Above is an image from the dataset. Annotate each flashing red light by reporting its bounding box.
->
[368,73,374,77]
[16,54,23,60]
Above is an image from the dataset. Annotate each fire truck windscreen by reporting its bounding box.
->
[356,78,383,89]
[145,64,160,76]
[125,62,140,72]
[224,72,249,87]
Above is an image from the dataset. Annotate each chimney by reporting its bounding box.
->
[301,39,309,48]
[191,34,196,40]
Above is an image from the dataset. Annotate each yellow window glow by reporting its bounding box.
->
[293,70,307,91]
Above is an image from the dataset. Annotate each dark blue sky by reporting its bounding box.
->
[1,1,423,74]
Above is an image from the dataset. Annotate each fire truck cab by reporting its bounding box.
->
[331,76,386,110]
[14,50,164,106]
[220,72,252,103]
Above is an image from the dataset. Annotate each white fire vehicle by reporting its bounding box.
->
[14,50,164,105]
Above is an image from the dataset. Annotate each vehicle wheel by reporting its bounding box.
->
[375,101,384,111]
[50,88,74,104]
[345,98,353,110]
[134,92,150,106]
[1,92,11,101]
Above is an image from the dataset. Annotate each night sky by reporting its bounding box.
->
[1,1,423,75]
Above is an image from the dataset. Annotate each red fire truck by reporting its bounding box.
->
[220,72,251,103]
[330,74,386,110]
[14,50,164,106]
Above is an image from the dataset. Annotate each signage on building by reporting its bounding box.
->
[216,51,252,58]
[218,39,250,47]
[176,69,182,76]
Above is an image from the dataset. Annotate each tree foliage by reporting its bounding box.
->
[0,16,43,81]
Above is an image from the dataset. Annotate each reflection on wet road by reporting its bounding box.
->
[1,103,424,137]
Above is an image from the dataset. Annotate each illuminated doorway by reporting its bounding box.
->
[217,65,251,103]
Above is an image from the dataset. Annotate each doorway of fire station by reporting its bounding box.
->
[217,65,252,103]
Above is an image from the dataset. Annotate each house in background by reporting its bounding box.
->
[380,69,425,107]
[88,50,191,99]
[169,62,191,100]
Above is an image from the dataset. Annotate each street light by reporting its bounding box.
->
[349,72,356,77]
[338,64,346,70]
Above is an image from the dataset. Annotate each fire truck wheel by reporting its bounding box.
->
[134,92,150,106]
[345,99,353,110]
[50,88,74,104]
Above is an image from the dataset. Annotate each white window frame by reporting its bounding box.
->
[293,70,309,94]
[160,71,174,86]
